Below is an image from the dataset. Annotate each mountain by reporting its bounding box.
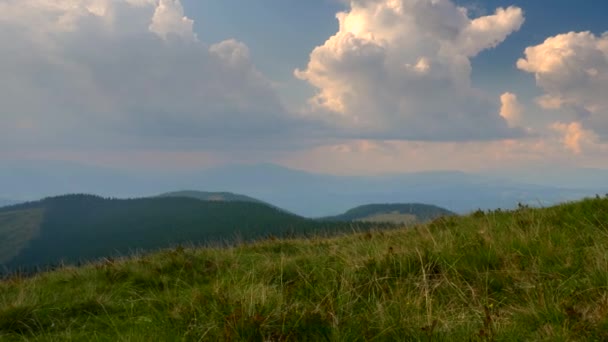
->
[0,194,380,273]
[322,203,454,224]
[2,160,606,217]
[489,166,608,190]
[190,164,597,216]
[2,197,607,340]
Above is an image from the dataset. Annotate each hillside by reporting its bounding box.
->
[0,194,382,273]
[158,190,266,204]
[1,196,608,340]
[322,203,454,224]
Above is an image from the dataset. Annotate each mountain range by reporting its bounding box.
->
[1,161,606,216]
[158,191,266,204]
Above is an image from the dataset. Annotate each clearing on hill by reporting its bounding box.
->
[0,208,44,264]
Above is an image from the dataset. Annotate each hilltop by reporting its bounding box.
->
[1,196,607,340]
[158,190,291,213]
[0,194,384,273]
[322,203,454,224]
[158,190,266,204]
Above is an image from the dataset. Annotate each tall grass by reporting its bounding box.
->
[1,197,608,341]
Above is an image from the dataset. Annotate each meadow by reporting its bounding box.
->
[1,197,608,341]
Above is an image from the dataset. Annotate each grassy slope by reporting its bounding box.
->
[1,197,608,340]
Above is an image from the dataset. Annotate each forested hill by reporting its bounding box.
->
[0,194,385,274]
[321,203,454,224]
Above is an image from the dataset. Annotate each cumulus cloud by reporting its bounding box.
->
[0,0,290,149]
[295,0,525,141]
[149,0,196,41]
[550,121,598,154]
[500,92,523,127]
[518,31,608,139]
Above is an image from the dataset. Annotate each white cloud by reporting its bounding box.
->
[459,6,526,56]
[500,92,523,127]
[295,0,525,141]
[149,0,196,41]
[550,121,598,154]
[518,31,608,139]
[0,0,290,149]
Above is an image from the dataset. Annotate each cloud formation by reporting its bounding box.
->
[0,0,289,148]
[500,92,523,127]
[295,0,525,141]
[149,0,196,41]
[550,121,598,154]
[518,31,608,140]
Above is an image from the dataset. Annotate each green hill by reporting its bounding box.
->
[322,203,454,224]
[1,196,608,340]
[0,194,382,273]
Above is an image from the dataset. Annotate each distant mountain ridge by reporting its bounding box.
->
[0,199,19,208]
[322,203,454,224]
[157,190,293,214]
[1,160,605,216]
[158,191,266,204]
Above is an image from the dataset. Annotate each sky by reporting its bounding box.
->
[2,0,608,175]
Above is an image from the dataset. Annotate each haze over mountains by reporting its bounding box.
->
[1,161,606,217]
[0,199,19,208]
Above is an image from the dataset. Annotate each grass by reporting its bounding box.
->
[0,209,44,264]
[1,197,608,341]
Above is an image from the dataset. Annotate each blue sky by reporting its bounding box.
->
[183,0,608,103]
[1,0,608,175]
[463,0,608,97]
[181,0,344,104]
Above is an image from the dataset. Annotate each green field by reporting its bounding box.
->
[1,197,608,340]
